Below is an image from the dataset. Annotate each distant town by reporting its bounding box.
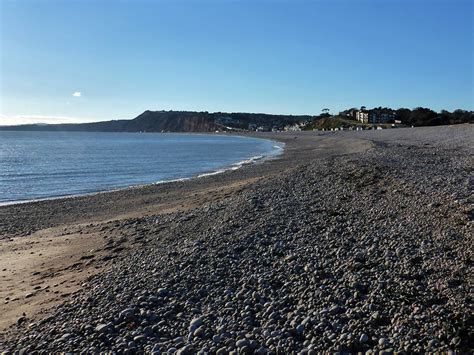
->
[1,107,472,133]
[217,106,473,133]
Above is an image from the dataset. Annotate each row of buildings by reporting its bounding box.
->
[353,109,397,124]
[247,122,310,132]
[215,117,308,132]
[216,108,401,132]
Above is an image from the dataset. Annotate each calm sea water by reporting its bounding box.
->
[0,131,282,204]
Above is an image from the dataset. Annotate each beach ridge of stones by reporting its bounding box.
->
[1,137,472,353]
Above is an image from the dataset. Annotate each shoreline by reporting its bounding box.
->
[0,133,284,207]
[1,125,472,352]
[0,132,371,239]
[0,132,371,332]
[0,137,284,208]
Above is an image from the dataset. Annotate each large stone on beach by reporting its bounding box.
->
[236,339,250,348]
[189,317,203,332]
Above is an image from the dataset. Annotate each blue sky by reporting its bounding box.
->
[0,0,472,124]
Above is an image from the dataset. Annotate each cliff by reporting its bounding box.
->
[0,110,313,132]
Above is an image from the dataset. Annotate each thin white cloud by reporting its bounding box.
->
[0,114,101,126]
[72,91,82,97]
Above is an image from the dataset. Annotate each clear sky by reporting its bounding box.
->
[0,0,472,125]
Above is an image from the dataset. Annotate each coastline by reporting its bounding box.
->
[0,132,370,239]
[0,132,371,332]
[0,136,284,208]
[0,133,283,207]
[1,125,472,352]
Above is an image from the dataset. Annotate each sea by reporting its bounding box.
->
[0,131,283,204]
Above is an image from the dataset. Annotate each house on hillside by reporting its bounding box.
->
[355,110,395,124]
[355,110,370,123]
[284,123,302,131]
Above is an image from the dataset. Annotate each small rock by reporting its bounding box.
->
[128,341,137,348]
[194,325,205,337]
[60,333,73,341]
[133,335,146,342]
[177,345,193,355]
[149,296,160,303]
[119,308,135,322]
[236,339,249,348]
[95,324,109,333]
[189,317,203,332]
[157,288,168,297]
[174,336,185,345]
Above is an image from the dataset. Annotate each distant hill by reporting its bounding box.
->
[0,110,313,133]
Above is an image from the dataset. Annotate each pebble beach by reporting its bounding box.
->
[0,125,472,353]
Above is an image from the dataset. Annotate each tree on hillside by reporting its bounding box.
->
[395,108,411,123]
[339,108,357,117]
[451,109,473,124]
[320,108,331,118]
[410,107,438,126]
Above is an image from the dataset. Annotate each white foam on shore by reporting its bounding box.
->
[196,155,263,178]
[196,141,285,179]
